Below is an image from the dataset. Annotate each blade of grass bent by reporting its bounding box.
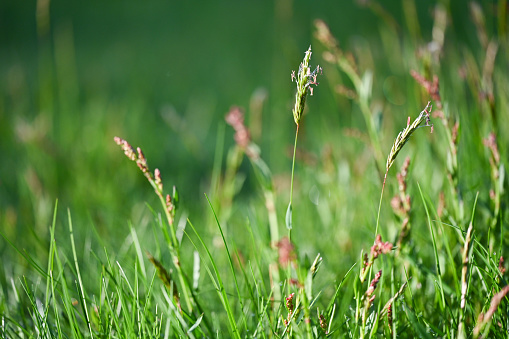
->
[0,231,47,278]
[233,242,259,324]
[205,193,246,335]
[326,263,356,317]
[186,216,240,339]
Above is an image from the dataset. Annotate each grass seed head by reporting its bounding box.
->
[154,168,163,192]
[114,136,136,161]
[366,270,382,301]
[483,132,500,166]
[499,256,506,275]
[319,314,328,334]
[371,234,393,259]
[474,285,509,336]
[386,102,433,172]
[291,46,322,125]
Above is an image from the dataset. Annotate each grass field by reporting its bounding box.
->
[1,1,508,337]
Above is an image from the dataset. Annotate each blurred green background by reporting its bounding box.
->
[0,0,504,273]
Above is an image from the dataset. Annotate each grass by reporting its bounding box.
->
[1,1,509,338]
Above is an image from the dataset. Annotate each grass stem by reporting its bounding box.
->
[288,123,300,241]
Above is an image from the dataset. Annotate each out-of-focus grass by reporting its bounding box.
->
[1,0,508,337]
[0,1,389,261]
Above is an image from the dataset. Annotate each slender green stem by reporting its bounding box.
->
[301,287,313,339]
[367,171,388,287]
[145,178,198,314]
[289,123,300,241]
[149,181,179,251]
[375,172,388,238]
[285,123,300,296]
[359,171,388,337]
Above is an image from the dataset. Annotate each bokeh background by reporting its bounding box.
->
[0,0,505,276]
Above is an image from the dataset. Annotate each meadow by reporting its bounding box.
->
[1,1,508,337]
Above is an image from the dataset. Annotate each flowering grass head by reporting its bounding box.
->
[291,46,322,125]
[386,102,434,173]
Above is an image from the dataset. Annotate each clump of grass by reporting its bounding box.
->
[113,136,211,335]
[355,234,394,338]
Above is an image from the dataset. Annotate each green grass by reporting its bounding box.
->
[1,1,509,338]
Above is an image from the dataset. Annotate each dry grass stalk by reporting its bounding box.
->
[146,252,181,312]
[381,281,408,335]
[458,223,473,337]
[460,223,473,309]
[473,285,509,338]
[483,132,502,229]
[392,157,412,253]
[381,281,408,318]
[498,257,506,275]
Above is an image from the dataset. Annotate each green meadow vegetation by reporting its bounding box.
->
[1,1,508,338]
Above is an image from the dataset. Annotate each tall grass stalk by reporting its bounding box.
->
[287,46,322,240]
[375,102,433,237]
[355,102,433,337]
[285,46,321,339]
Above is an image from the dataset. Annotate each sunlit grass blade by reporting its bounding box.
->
[232,242,260,326]
[326,263,356,317]
[129,222,146,280]
[47,201,63,339]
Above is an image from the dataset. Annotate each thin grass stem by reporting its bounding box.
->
[288,123,299,241]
